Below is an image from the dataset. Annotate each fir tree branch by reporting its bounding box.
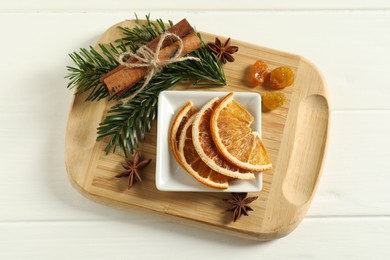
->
[66,14,227,155]
[66,43,121,101]
[97,72,183,155]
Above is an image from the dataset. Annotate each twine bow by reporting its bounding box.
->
[118,32,200,103]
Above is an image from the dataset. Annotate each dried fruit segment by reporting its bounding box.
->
[192,97,255,180]
[178,114,230,189]
[168,101,198,167]
[248,132,272,167]
[211,93,272,172]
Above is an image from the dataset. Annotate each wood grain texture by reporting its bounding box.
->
[65,20,329,240]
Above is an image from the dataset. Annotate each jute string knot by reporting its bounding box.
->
[118,32,200,103]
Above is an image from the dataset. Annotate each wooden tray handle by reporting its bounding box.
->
[260,58,330,239]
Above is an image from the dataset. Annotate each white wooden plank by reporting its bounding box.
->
[0,218,389,259]
[1,0,390,11]
[308,111,390,216]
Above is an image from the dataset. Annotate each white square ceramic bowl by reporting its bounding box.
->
[156,90,263,192]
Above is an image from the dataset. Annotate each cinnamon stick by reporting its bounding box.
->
[102,19,202,96]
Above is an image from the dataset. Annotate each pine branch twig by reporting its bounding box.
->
[65,43,125,101]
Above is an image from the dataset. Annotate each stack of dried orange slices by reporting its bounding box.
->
[169,92,272,189]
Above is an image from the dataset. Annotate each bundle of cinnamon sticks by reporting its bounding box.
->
[101,19,202,96]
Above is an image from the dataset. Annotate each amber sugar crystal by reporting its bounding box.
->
[248,60,269,86]
[268,66,295,89]
[262,92,287,111]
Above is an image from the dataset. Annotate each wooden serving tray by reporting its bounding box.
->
[65,20,329,240]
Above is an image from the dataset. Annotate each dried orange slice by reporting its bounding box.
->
[178,113,229,189]
[192,97,255,180]
[168,101,198,167]
[210,93,272,172]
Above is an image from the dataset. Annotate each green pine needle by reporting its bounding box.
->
[118,13,174,46]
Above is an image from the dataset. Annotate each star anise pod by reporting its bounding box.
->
[207,37,239,64]
[116,151,152,189]
[224,193,258,222]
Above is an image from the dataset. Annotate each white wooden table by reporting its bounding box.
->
[1,1,389,259]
